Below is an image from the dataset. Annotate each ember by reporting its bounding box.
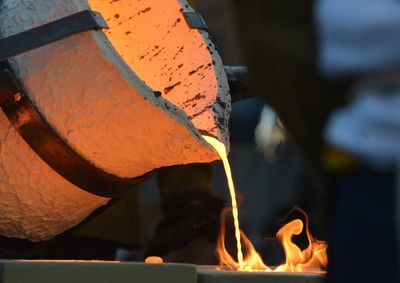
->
[145,256,164,264]
[203,136,327,273]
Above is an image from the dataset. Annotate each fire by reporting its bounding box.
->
[215,208,327,273]
[274,212,328,272]
[216,208,270,272]
[203,136,328,273]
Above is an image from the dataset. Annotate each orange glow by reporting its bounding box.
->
[203,135,327,273]
[217,209,328,273]
[274,211,328,272]
[88,0,219,123]
[203,136,244,269]
[145,256,164,264]
[216,208,270,272]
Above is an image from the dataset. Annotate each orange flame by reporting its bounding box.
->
[216,208,328,273]
[202,135,327,273]
[216,208,270,272]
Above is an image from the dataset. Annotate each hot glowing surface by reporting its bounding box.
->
[145,256,164,264]
[202,136,244,269]
[203,136,328,273]
[88,0,227,140]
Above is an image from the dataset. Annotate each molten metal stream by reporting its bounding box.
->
[203,136,244,269]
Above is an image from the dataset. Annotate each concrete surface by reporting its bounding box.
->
[0,261,197,283]
[0,261,326,283]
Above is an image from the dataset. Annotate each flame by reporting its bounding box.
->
[216,208,328,273]
[203,135,327,273]
[216,209,328,272]
[216,208,270,272]
[274,210,328,272]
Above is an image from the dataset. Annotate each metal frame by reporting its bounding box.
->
[183,12,208,31]
[224,66,256,103]
[0,10,108,62]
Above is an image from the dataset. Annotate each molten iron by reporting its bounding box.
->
[202,136,244,269]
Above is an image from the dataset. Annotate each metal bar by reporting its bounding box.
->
[183,12,208,31]
[0,67,149,198]
[224,66,257,103]
[0,10,108,62]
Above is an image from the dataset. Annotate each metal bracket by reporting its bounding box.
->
[0,66,149,198]
[224,66,257,103]
[0,10,109,62]
[183,12,208,31]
